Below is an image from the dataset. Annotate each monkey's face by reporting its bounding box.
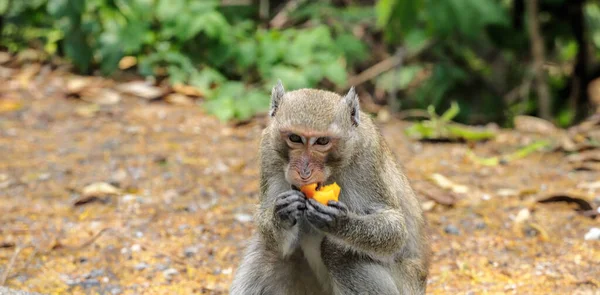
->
[279,130,338,189]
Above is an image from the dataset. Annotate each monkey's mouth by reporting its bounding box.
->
[292,182,326,191]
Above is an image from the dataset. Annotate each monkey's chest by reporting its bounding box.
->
[298,222,329,286]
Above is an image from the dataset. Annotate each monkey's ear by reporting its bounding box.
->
[270,80,285,117]
[343,86,360,126]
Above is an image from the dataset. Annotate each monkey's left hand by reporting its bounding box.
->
[305,199,349,231]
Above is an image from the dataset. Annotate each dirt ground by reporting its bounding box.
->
[1,66,599,295]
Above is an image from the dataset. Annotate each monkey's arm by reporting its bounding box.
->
[255,177,305,258]
[306,199,407,259]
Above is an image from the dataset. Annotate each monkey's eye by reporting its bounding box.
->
[315,137,330,145]
[288,134,302,143]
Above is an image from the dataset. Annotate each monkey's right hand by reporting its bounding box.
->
[274,190,307,228]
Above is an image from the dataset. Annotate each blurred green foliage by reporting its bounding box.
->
[0,0,366,121]
[376,0,600,126]
[1,0,599,125]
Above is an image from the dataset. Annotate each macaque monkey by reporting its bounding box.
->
[230,81,430,295]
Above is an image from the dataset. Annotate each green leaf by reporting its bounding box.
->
[269,65,310,90]
[205,97,235,122]
[0,0,9,15]
[335,33,368,64]
[403,29,429,53]
[375,0,395,28]
[376,65,422,92]
[323,60,347,87]
[63,29,92,73]
[440,101,460,122]
[236,39,257,70]
[190,67,226,96]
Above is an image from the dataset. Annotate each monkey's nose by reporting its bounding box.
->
[300,169,312,180]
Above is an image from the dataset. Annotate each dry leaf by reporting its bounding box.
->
[577,181,600,191]
[514,115,558,135]
[0,100,23,113]
[66,76,93,94]
[567,150,600,163]
[75,104,100,118]
[82,89,122,105]
[166,93,194,106]
[16,63,41,88]
[82,182,122,198]
[428,173,469,194]
[116,81,165,100]
[172,83,203,97]
[0,52,11,64]
[537,193,594,213]
[119,56,137,70]
[413,181,458,205]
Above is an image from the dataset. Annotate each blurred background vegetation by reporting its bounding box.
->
[1,0,599,126]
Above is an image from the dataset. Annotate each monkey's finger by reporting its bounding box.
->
[275,194,305,210]
[305,204,333,224]
[308,199,341,216]
[288,201,307,211]
[278,203,306,217]
[326,201,349,213]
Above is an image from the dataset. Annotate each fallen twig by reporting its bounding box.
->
[346,40,434,88]
[0,245,28,285]
[270,0,307,28]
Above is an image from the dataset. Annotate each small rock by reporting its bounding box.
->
[131,244,142,252]
[420,201,436,212]
[444,225,460,235]
[60,274,78,286]
[0,174,13,189]
[135,231,144,238]
[514,208,531,223]
[38,173,51,181]
[524,225,539,237]
[235,213,253,223]
[163,189,179,204]
[14,274,29,284]
[475,222,487,230]
[111,169,128,184]
[110,286,122,295]
[155,263,169,271]
[88,269,105,279]
[184,246,198,258]
[121,194,138,203]
[584,227,600,241]
[134,262,149,271]
[162,268,179,279]
[496,188,518,198]
[80,279,100,288]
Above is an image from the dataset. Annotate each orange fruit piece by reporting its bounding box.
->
[300,183,318,199]
[300,182,341,205]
